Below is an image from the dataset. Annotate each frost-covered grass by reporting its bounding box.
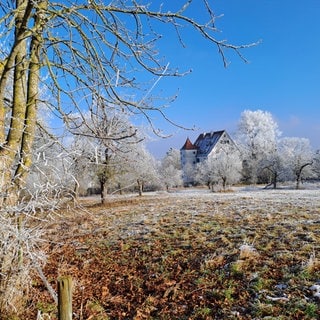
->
[29,186,320,319]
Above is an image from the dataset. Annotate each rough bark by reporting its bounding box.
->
[0,1,46,205]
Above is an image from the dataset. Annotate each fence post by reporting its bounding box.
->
[58,276,73,320]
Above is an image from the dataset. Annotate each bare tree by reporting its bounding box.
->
[0,1,255,204]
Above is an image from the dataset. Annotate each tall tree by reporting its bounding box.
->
[279,137,314,189]
[0,1,255,204]
[237,109,281,184]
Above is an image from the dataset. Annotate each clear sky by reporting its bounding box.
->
[145,0,320,158]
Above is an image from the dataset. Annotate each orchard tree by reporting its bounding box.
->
[196,148,242,191]
[159,148,183,191]
[69,105,142,202]
[119,145,159,196]
[237,110,281,184]
[195,160,212,189]
[68,133,99,197]
[260,151,285,189]
[279,137,314,189]
[0,1,255,205]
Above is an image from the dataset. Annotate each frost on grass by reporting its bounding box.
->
[239,243,259,260]
[24,186,320,319]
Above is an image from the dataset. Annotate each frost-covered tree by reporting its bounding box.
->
[279,137,314,189]
[26,127,75,199]
[196,148,242,191]
[195,160,212,189]
[237,110,281,184]
[312,150,320,179]
[159,148,183,191]
[0,120,65,317]
[69,106,142,202]
[121,145,160,196]
[260,150,286,189]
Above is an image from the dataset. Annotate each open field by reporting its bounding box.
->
[29,186,320,319]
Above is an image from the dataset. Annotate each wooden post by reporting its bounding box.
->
[58,276,72,320]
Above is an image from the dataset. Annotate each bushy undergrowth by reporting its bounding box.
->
[25,188,320,319]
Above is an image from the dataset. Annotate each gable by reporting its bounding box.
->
[194,130,225,156]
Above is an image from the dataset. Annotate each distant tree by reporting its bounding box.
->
[182,162,197,187]
[123,146,160,196]
[159,148,183,191]
[279,137,314,189]
[69,106,141,202]
[237,110,281,184]
[68,134,98,197]
[312,150,320,179]
[260,151,285,189]
[196,147,242,191]
[195,160,212,189]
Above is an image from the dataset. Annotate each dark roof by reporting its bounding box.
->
[194,130,225,156]
[181,137,197,150]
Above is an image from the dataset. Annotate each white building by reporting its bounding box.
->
[180,130,236,185]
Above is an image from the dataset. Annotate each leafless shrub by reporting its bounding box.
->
[0,205,46,316]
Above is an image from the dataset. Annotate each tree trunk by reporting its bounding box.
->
[13,1,45,191]
[137,179,143,196]
[0,0,45,205]
[272,172,277,189]
[100,179,106,204]
[0,0,28,205]
[296,163,312,189]
[222,178,227,191]
[118,183,123,195]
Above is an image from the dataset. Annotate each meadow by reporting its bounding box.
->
[30,186,320,319]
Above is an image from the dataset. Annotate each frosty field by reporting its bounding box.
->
[30,186,320,319]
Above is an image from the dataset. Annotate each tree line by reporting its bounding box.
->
[62,109,320,198]
[20,109,320,204]
[194,110,319,191]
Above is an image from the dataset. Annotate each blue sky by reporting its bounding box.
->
[145,0,320,158]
